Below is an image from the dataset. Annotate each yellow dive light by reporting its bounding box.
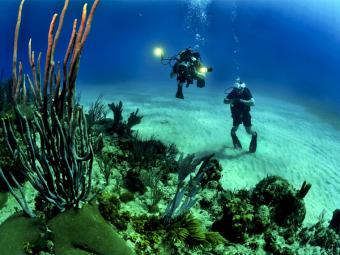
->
[199,66,208,73]
[154,47,164,57]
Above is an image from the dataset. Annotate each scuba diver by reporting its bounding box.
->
[155,47,212,99]
[223,78,257,153]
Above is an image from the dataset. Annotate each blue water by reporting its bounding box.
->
[0,0,339,111]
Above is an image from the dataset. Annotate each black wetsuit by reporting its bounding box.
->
[173,61,192,83]
[226,87,253,127]
[172,51,200,84]
[172,49,203,99]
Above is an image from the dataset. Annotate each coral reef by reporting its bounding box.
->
[107,101,143,137]
[86,95,108,131]
[299,211,340,254]
[162,153,219,224]
[251,175,307,227]
[0,78,12,113]
[88,116,338,254]
[212,194,256,243]
[0,1,339,255]
[48,204,132,255]
[0,192,8,210]
[165,213,225,246]
[210,176,339,254]
[0,0,100,217]
[330,209,340,234]
[120,191,135,203]
[0,136,26,193]
[0,213,44,255]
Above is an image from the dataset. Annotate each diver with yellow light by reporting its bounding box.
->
[154,47,212,99]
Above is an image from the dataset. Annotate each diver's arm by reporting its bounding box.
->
[240,98,255,106]
[223,98,234,104]
[171,61,179,78]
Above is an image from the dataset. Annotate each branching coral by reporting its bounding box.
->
[126,108,143,130]
[299,211,340,253]
[129,134,168,168]
[0,0,100,217]
[86,95,108,130]
[109,101,123,127]
[140,168,164,212]
[97,151,116,186]
[107,101,143,136]
[162,153,218,224]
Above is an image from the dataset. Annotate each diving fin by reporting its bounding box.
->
[231,133,242,150]
[249,132,257,153]
[176,85,184,99]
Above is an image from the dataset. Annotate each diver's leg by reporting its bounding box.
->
[176,82,184,99]
[245,126,256,136]
[196,78,205,88]
[231,125,239,135]
[231,125,242,149]
[248,129,257,153]
[244,114,257,153]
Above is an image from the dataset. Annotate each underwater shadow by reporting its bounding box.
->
[212,145,251,160]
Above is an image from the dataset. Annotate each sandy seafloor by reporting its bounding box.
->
[79,81,340,226]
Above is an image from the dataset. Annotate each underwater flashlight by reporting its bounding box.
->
[154,47,164,58]
[199,66,208,73]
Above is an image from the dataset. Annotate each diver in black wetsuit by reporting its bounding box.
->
[170,47,212,99]
[223,79,257,153]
